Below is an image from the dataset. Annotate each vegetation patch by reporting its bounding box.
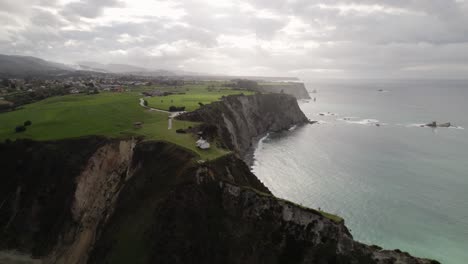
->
[0,91,228,160]
[145,83,254,112]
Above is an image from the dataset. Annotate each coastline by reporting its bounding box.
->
[0,92,439,264]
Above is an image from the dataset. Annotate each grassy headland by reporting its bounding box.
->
[0,85,235,159]
[144,83,254,111]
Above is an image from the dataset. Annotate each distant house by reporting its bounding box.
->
[111,86,124,93]
[196,138,210,149]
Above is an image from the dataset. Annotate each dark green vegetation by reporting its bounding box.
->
[3,86,71,108]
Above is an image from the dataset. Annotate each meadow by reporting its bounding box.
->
[0,91,229,160]
[144,83,254,111]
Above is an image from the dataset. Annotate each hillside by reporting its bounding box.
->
[0,54,73,77]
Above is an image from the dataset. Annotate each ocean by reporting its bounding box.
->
[251,79,468,264]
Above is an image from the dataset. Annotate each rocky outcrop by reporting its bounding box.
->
[0,138,438,264]
[254,82,311,99]
[0,137,136,264]
[178,93,309,162]
[0,93,439,264]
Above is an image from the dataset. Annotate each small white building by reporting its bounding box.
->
[196,138,210,149]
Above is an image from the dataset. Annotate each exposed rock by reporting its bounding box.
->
[425,121,452,128]
[253,82,311,99]
[178,93,309,162]
[0,92,439,264]
[0,139,438,264]
[426,121,437,127]
[438,122,451,128]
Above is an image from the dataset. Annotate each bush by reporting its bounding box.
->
[198,102,204,107]
[175,129,187,134]
[15,125,26,133]
[143,100,148,106]
[168,106,185,112]
[24,120,32,126]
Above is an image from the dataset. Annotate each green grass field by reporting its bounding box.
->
[0,91,229,160]
[145,84,254,111]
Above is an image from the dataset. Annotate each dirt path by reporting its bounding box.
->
[139,98,185,129]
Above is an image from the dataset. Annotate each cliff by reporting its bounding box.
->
[0,138,437,264]
[254,82,311,99]
[0,94,438,264]
[178,93,309,162]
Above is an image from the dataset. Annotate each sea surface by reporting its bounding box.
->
[251,79,468,264]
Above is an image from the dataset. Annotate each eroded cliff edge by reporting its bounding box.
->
[0,94,438,264]
[178,93,309,163]
[255,82,311,99]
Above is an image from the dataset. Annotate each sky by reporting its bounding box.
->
[1,0,468,79]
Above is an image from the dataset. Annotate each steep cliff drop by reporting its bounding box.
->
[178,93,309,163]
[0,94,438,264]
[255,82,311,99]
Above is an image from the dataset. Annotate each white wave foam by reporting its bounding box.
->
[317,112,338,116]
[337,116,359,121]
[406,123,427,128]
[346,119,380,125]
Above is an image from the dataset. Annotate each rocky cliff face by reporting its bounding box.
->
[0,93,438,264]
[178,93,309,162]
[254,82,310,99]
[0,138,437,264]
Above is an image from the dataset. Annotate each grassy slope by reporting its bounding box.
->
[0,92,227,160]
[145,84,254,111]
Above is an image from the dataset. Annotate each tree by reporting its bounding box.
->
[0,79,9,87]
[169,106,185,112]
[15,125,26,133]
[24,120,32,126]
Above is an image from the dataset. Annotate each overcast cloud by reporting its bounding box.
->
[1,0,468,79]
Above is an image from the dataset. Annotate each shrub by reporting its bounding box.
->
[168,106,185,112]
[15,125,26,133]
[143,100,148,106]
[198,102,204,107]
[24,120,32,126]
[175,129,187,134]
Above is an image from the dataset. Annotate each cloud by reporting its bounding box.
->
[60,0,124,20]
[1,0,468,78]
